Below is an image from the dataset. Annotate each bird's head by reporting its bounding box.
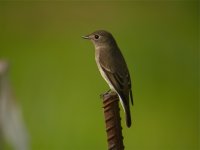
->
[82,30,116,48]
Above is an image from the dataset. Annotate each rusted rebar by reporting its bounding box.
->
[102,92,124,150]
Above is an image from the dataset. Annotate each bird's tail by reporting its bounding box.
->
[118,93,132,128]
[125,105,132,128]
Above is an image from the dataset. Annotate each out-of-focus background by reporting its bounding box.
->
[0,1,199,150]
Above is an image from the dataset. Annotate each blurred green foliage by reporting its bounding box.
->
[0,1,198,150]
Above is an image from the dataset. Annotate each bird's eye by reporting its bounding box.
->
[94,35,99,39]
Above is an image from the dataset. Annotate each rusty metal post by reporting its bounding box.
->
[102,92,124,150]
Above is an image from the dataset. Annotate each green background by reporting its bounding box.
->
[0,1,199,150]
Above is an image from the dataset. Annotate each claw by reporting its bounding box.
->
[100,89,113,98]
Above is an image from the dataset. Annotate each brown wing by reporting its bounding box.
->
[99,48,133,126]
[99,49,133,105]
[100,65,132,127]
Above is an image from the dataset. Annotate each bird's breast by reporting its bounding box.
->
[95,52,115,91]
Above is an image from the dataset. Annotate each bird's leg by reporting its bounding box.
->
[100,89,112,98]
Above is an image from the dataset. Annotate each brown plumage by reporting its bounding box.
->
[82,30,133,127]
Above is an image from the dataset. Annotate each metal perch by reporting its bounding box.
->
[102,92,124,150]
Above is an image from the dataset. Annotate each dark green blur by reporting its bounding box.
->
[0,1,198,150]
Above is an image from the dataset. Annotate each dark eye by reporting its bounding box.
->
[94,35,99,39]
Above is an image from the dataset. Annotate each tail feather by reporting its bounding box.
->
[130,90,134,105]
[118,92,132,128]
[125,106,132,128]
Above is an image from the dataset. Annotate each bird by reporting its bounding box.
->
[82,30,133,128]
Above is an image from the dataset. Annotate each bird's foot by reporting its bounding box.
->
[99,89,116,98]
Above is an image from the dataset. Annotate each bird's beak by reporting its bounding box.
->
[82,36,89,39]
[82,34,91,39]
